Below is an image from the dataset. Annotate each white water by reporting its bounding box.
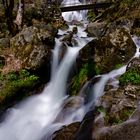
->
[0,36,90,140]
[1,1,140,140]
[62,0,88,22]
[133,36,140,57]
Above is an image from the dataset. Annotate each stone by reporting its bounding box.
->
[80,28,136,74]
[10,25,55,71]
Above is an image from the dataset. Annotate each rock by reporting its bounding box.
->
[93,107,140,140]
[10,25,56,71]
[54,96,84,123]
[72,27,78,34]
[0,38,10,52]
[61,27,78,46]
[53,122,80,140]
[61,31,73,46]
[126,57,140,71]
[94,58,140,126]
[80,28,136,74]
[86,21,107,37]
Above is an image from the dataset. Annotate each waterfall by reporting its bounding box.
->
[51,38,61,79]
[0,0,140,140]
[0,6,92,138]
[0,38,90,140]
[62,0,88,22]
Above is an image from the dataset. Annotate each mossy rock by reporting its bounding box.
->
[119,58,140,85]
[70,62,96,96]
[0,69,39,109]
[10,26,55,71]
[119,68,140,85]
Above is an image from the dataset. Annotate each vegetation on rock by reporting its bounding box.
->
[119,67,140,85]
[0,69,39,109]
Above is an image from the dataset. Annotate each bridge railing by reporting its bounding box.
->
[47,0,112,12]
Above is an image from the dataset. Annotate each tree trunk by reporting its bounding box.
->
[2,0,16,36]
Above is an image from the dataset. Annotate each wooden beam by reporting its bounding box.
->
[60,3,112,12]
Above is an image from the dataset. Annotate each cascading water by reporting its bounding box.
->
[61,0,88,22]
[0,35,90,140]
[0,0,140,140]
[0,0,92,138]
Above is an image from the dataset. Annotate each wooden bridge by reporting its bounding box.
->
[59,0,113,12]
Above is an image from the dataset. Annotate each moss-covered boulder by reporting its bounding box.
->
[80,28,136,74]
[10,25,56,71]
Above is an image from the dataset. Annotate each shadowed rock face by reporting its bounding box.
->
[53,122,81,140]
[80,28,136,74]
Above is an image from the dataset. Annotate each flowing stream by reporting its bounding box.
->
[0,0,140,140]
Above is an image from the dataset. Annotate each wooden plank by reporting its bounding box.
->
[60,3,112,12]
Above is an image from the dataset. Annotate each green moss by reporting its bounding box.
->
[87,10,96,21]
[97,106,134,125]
[112,108,134,125]
[0,69,39,108]
[115,64,124,69]
[119,68,140,85]
[97,106,109,124]
[95,66,101,75]
[70,61,99,95]
[120,0,134,7]
[71,64,88,95]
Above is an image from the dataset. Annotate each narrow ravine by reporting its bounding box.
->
[0,0,140,140]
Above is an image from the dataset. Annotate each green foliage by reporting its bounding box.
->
[7,72,18,81]
[121,0,134,7]
[112,109,134,125]
[0,69,39,106]
[119,68,140,85]
[97,106,134,125]
[19,69,30,78]
[70,62,99,95]
[87,10,96,21]
[95,66,101,75]
[71,64,88,95]
[97,106,106,114]
[97,106,109,124]
[115,64,124,69]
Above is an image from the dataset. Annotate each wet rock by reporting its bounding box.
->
[87,21,107,37]
[61,31,73,46]
[54,96,84,122]
[126,57,140,71]
[74,110,95,140]
[61,27,78,46]
[72,27,78,34]
[53,122,80,140]
[53,109,96,140]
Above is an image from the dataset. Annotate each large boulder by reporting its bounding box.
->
[80,28,136,74]
[10,25,56,71]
